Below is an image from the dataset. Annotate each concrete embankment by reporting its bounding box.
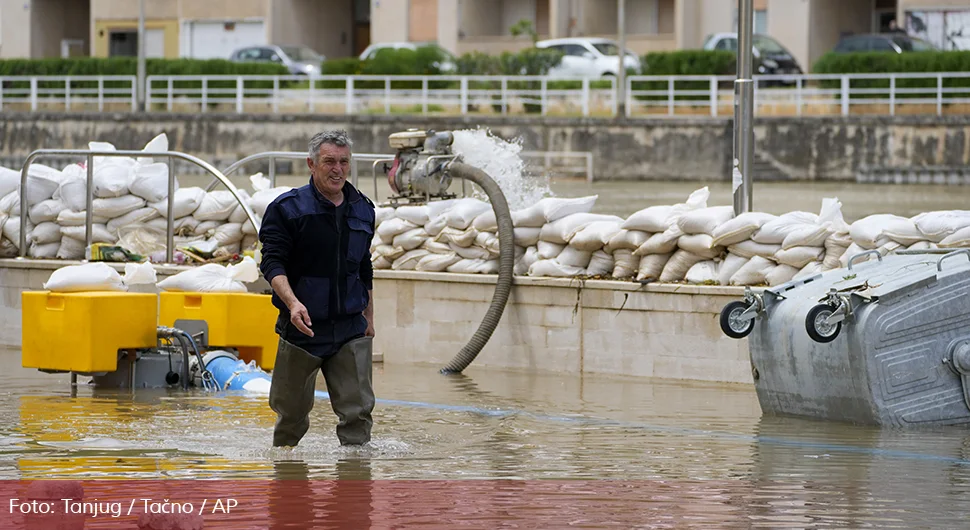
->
[1,112,968,182]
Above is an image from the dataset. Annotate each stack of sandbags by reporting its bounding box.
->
[622,187,711,282]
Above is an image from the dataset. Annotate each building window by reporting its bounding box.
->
[109,31,138,57]
[755,10,767,35]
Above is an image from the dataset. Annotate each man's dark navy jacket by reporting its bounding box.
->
[258,178,375,356]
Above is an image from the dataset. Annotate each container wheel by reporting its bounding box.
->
[720,300,755,339]
[806,303,842,343]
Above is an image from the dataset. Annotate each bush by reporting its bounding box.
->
[633,50,737,103]
[812,51,970,102]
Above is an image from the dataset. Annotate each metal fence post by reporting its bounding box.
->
[889,75,896,116]
[841,76,849,116]
[460,77,468,115]
[85,154,94,255]
[236,77,244,113]
[345,77,354,114]
[30,77,37,111]
[710,77,717,117]
[582,78,590,117]
[938,74,943,115]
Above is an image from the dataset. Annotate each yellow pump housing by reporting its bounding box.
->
[158,292,279,370]
[21,291,159,373]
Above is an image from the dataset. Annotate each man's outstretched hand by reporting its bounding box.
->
[289,301,314,337]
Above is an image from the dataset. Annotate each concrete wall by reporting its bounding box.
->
[0,0,32,58]
[0,260,755,385]
[0,113,968,182]
[371,0,409,43]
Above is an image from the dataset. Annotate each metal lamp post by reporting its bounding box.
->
[733,0,754,215]
[617,0,626,118]
[137,0,146,112]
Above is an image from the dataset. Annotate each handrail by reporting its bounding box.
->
[18,149,258,264]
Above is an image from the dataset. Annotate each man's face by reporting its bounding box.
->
[309,143,351,197]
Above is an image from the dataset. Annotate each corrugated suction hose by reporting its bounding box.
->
[439,161,515,374]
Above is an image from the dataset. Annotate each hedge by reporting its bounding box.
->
[812,51,970,101]
[633,50,737,102]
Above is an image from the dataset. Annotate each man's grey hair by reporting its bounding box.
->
[309,130,354,160]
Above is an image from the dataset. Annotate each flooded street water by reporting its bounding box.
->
[3,347,970,527]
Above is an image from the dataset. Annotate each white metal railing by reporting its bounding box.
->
[3,73,970,117]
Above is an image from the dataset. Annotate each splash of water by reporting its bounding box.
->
[450,128,553,212]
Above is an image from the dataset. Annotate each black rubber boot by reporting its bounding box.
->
[269,339,324,447]
[321,336,375,445]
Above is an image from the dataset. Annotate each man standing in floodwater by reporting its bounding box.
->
[257,129,377,447]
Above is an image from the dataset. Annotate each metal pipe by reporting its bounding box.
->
[269,157,277,188]
[137,0,146,111]
[85,154,93,255]
[733,0,755,215]
[17,150,258,262]
[166,155,174,263]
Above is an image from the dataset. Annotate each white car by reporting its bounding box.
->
[535,38,641,78]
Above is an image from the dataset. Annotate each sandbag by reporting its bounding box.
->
[568,220,623,252]
[677,206,734,235]
[92,163,131,198]
[685,260,719,284]
[194,190,239,222]
[424,214,449,237]
[147,216,200,235]
[730,256,776,286]
[392,227,430,251]
[912,210,970,242]
[137,132,169,164]
[210,223,244,246]
[28,199,66,224]
[612,249,637,279]
[0,237,16,258]
[445,198,491,230]
[435,226,478,248]
[513,227,541,247]
[557,246,593,268]
[61,224,118,244]
[376,217,419,243]
[751,211,819,244]
[711,212,777,247]
[28,241,60,259]
[43,262,126,292]
[372,255,392,269]
[2,216,33,248]
[0,190,21,216]
[106,207,160,234]
[774,246,824,269]
[375,244,406,261]
[850,214,914,249]
[766,264,800,287]
[511,206,546,228]
[528,259,585,278]
[537,240,565,260]
[633,226,681,257]
[150,187,206,218]
[249,187,293,217]
[448,258,499,275]
[0,166,18,198]
[475,232,500,257]
[93,195,145,219]
[907,241,938,251]
[677,233,721,259]
[471,210,497,232]
[420,239,451,254]
[781,224,832,250]
[516,246,540,276]
[586,250,614,277]
[416,251,461,272]
[392,249,430,270]
[659,250,705,283]
[718,253,749,286]
[636,252,672,282]
[375,206,395,226]
[539,213,624,245]
[605,229,650,253]
[939,226,970,248]
[56,235,85,259]
[839,243,868,268]
[822,245,848,270]
[128,162,177,203]
[158,257,259,293]
[451,242,491,260]
[56,178,88,212]
[24,164,65,206]
[622,205,676,233]
[57,210,109,227]
[726,240,781,260]
[395,204,431,226]
[795,261,824,280]
[536,195,598,223]
[31,222,62,245]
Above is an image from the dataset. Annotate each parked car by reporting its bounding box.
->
[702,33,803,79]
[358,42,457,73]
[535,38,641,78]
[832,33,937,53]
[230,45,325,76]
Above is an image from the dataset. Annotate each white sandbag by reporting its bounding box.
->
[43,262,126,292]
[193,190,239,222]
[528,259,585,278]
[416,251,461,272]
[774,246,824,269]
[536,195,598,223]
[685,260,719,284]
[448,258,499,275]
[372,255,392,269]
[420,239,451,254]
[766,264,800,287]
[57,210,110,227]
[106,207,160,234]
[781,224,832,250]
[445,198,491,230]
[612,249,637,279]
[249,187,293,217]
[727,240,781,260]
[818,197,851,232]
[147,216,200,235]
[712,212,777,247]
[751,211,819,244]
[718,253,749,286]
[511,206,546,228]
[633,225,682,256]
[537,240,565,260]
[392,227,429,251]
[375,244,406,260]
[28,241,60,259]
[157,257,259,293]
[61,224,117,244]
[424,214,448,237]
[28,199,66,224]
[426,198,459,219]
[913,211,970,242]
[435,226,478,248]
[2,216,32,248]
[605,229,650,253]
[211,223,244,246]
[822,245,848,270]
[395,204,431,226]
[659,250,705,283]
[557,246,593,268]
[150,187,206,218]
[376,217,419,243]
[677,206,735,235]
[677,233,721,259]
[939,226,970,248]
[92,195,145,219]
[586,250,614,276]
[850,214,914,249]
[515,246,540,276]
[878,240,903,256]
[31,222,62,245]
[568,221,623,252]
[907,241,938,251]
[375,206,395,226]
[636,252,672,282]
[450,242,491,260]
[539,213,623,245]
[795,261,824,280]
[392,249,430,270]
[55,235,85,259]
[730,256,776,286]
[24,164,64,206]
[475,232,500,256]
[0,237,16,258]
[513,227,541,247]
[123,261,158,286]
[623,205,677,233]
[839,243,868,268]
[880,217,924,246]
[128,162,177,203]
[0,166,18,198]
[92,163,131,198]
[471,210,497,232]
[56,178,87,212]
[0,190,20,216]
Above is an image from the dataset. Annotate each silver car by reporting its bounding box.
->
[230,45,325,76]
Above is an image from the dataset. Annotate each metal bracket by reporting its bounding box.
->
[173,319,209,349]
[947,340,970,412]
